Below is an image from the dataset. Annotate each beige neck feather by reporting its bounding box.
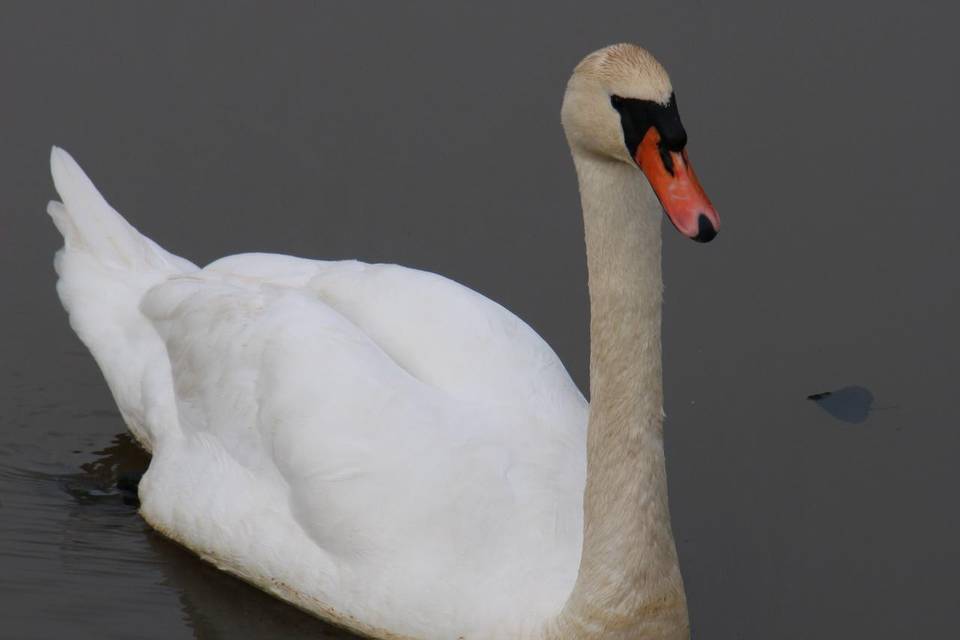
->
[550,151,689,640]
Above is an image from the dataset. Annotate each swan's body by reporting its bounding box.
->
[47,45,718,639]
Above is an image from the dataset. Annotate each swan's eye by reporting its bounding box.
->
[610,95,624,108]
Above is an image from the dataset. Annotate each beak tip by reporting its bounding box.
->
[692,213,718,243]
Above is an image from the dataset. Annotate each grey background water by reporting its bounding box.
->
[2,2,958,638]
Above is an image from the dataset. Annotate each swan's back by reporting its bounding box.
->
[47,149,589,639]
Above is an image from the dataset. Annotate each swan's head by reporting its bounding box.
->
[562,43,719,242]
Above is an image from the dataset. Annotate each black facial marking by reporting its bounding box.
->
[659,144,675,175]
[609,92,687,173]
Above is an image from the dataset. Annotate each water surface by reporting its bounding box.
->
[2,2,959,638]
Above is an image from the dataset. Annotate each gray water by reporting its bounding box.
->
[2,2,959,638]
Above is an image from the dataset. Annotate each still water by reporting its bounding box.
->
[3,2,959,639]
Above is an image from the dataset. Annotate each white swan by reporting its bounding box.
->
[47,44,718,640]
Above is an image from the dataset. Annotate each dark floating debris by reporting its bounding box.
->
[807,385,875,424]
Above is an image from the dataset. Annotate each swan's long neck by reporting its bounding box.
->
[554,153,688,640]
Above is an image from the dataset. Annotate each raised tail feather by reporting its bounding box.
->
[48,147,195,272]
[47,147,195,449]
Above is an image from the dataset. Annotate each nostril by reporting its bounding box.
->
[693,214,717,243]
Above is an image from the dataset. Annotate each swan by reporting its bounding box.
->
[46,43,719,640]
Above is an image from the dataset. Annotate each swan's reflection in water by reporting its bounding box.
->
[68,432,360,640]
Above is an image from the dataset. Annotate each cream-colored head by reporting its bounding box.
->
[561,44,673,162]
[561,43,720,242]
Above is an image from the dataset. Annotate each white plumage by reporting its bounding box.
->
[49,147,587,639]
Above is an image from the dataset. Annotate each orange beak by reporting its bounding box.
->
[635,128,719,242]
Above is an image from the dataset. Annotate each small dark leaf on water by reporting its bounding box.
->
[807,385,874,423]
